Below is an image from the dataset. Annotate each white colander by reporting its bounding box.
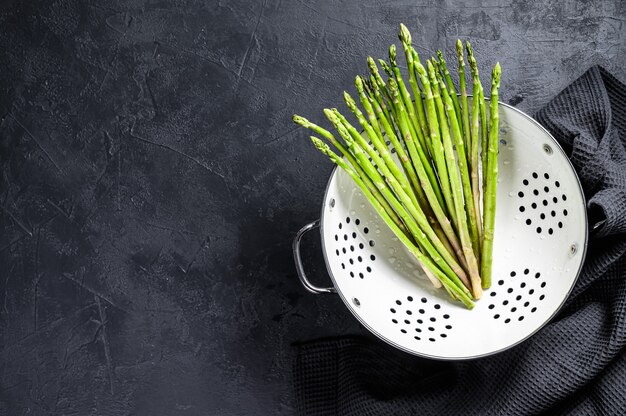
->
[293,102,588,360]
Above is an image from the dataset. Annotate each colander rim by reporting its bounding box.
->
[317,100,589,361]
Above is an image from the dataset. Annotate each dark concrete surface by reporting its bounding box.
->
[0,0,624,414]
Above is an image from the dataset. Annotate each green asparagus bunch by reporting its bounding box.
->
[293,24,502,308]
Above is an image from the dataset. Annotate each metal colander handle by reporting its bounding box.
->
[293,219,336,294]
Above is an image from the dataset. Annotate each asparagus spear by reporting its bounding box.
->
[481,63,501,290]
[399,24,429,140]
[466,41,484,246]
[435,71,483,298]
[388,78,469,278]
[367,58,392,104]
[326,111,471,294]
[456,40,472,154]
[364,77,459,265]
[343,89,419,209]
[389,45,426,152]
[367,74,395,132]
[310,136,474,308]
[436,50,462,132]
[293,114,409,235]
[479,84,489,233]
[416,60,457,228]
[411,48,431,140]
[387,78,446,213]
[378,59,394,79]
[387,82,471,287]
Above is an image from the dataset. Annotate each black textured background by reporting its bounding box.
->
[0,1,624,415]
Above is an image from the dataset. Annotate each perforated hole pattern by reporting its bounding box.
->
[517,172,568,235]
[389,296,452,342]
[488,268,547,323]
[334,216,376,279]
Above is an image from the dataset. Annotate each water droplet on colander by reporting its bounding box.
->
[389,247,396,255]
[389,257,397,264]
[508,191,515,197]
[360,204,365,209]
[503,160,510,165]
[350,210,356,216]
[375,229,381,234]
[507,145,514,150]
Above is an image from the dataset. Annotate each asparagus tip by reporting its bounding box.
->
[492,62,502,86]
[310,136,329,154]
[436,49,444,61]
[292,114,309,127]
[343,91,357,110]
[399,23,411,45]
[467,42,477,69]
[388,44,397,64]
[355,75,364,92]
[387,77,399,96]
[378,59,392,76]
[426,58,436,77]
[323,108,337,124]
[367,56,377,71]
[456,39,463,56]
[414,59,426,77]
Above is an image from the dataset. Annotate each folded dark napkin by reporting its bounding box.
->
[293,66,626,416]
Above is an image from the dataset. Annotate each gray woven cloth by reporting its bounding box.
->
[293,66,626,416]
